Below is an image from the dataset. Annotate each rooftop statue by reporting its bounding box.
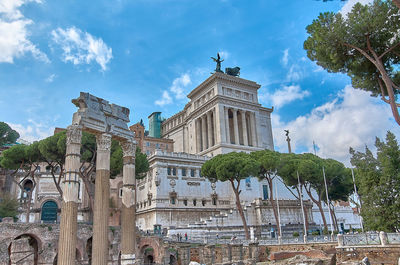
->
[211,53,224,73]
[225,66,240,77]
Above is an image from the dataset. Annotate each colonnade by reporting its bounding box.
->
[58,125,137,265]
[195,106,258,153]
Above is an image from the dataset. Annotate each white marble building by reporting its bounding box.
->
[161,72,274,156]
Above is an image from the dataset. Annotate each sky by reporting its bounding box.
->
[1,0,399,165]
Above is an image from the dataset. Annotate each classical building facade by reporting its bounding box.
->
[161,72,274,156]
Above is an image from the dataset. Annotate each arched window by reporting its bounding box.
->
[41,200,58,223]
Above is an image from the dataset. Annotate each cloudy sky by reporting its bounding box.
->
[1,0,398,164]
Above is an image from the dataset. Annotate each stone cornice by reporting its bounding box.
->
[187,72,261,99]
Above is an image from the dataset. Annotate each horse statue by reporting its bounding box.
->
[225,67,240,77]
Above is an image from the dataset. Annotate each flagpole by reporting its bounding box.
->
[275,177,282,242]
[351,168,364,233]
[297,171,307,243]
[323,166,334,238]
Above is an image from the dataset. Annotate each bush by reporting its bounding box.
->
[311,231,320,236]
[0,193,19,219]
[293,231,300,237]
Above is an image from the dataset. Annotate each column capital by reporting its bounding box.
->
[121,140,137,158]
[96,133,112,152]
[66,124,82,145]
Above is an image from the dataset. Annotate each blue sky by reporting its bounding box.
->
[1,0,399,164]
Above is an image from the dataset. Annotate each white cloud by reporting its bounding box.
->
[281,49,289,67]
[0,0,49,63]
[45,74,56,83]
[272,85,400,164]
[262,85,310,108]
[8,120,54,143]
[340,0,373,17]
[170,73,191,99]
[51,27,113,71]
[286,65,303,82]
[155,91,172,106]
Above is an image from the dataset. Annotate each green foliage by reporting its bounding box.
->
[0,193,19,219]
[350,131,400,232]
[202,152,260,183]
[293,231,300,237]
[0,122,19,147]
[110,144,149,178]
[304,0,400,124]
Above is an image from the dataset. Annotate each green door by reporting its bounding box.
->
[41,201,58,222]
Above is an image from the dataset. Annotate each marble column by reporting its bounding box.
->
[57,124,82,265]
[213,108,217,146]
[216,106,225,144]
[196,119,201,153]
[121,140,137,265]
[201,115,207,151]
[207,111,213,148]
[250,112,257,147]
[241,110,249,146]
[225,107,231,144]
[232,109,240,145]
[92,133,112,265]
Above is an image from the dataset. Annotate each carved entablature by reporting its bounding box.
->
[71,92,134,141]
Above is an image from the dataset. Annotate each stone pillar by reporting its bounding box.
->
[213,108,217,146]
[241,110,248,146]
[207,111,213,148]
[225,107,230,144]
[379,231,388,246]
[92,133,112,265]
[337,234,344,247]
[121,140,137,264]
[250,112,257,147]
[216,105,225,144]
[196,119,201,153]
[201,115,207,151]
[57,124,82,265]
[232,109,240,145]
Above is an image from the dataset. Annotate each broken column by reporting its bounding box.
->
[57,124,82,265]
[121,139,137,264]
[92,133,112,265]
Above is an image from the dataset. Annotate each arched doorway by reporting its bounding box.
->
[22,180,33,199]
[41,201,58,223]
[9,234,39,265]
[169,254,177,265]
[143,246,154,265]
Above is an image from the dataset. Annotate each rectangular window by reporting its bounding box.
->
[190,169,195,177]
[156,143,160,149]
[263,185,269,200]
[182,168,186,176]
[212,197,217,206]
[172,167,177,176]
[171,197,176,205]
[193,199,197,206]
[167,167,171,175]
[245,177,251,188]
[202,200,206,206]
[146,142,150,147]
[183,199,188,206]
[119,188,123,198]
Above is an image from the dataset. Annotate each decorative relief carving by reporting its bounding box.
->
[187,182,201,186]
[66,124,82,145]
[121,140,136,157]
[96,134,112,151]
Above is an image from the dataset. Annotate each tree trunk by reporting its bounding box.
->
[305,188,328,230]
[267,178,281,236]
[230,180,250,239]
[296,187,309,234]
[329,206,338,231]
[26,190,32,223]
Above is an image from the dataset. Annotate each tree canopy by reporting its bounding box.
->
[0,193,19,219]
[350,131,400,231]
[202,152,260,239]
[0,122,19,147]
[304,0,400,125]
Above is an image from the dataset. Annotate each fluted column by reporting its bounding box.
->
[241,110,249,146]
[201,115,207,151]
[216,106,225,144]
[57,124,82,265]
[92,133,112,265]
[207,111,213,148]
[232,109,240,145]
[213,108,217,146]
[250,112,257,147]
[225,107,230,144]
[196,119,201,153]
[121,140,137,265]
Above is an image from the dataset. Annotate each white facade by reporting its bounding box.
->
[161,72,274,156]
